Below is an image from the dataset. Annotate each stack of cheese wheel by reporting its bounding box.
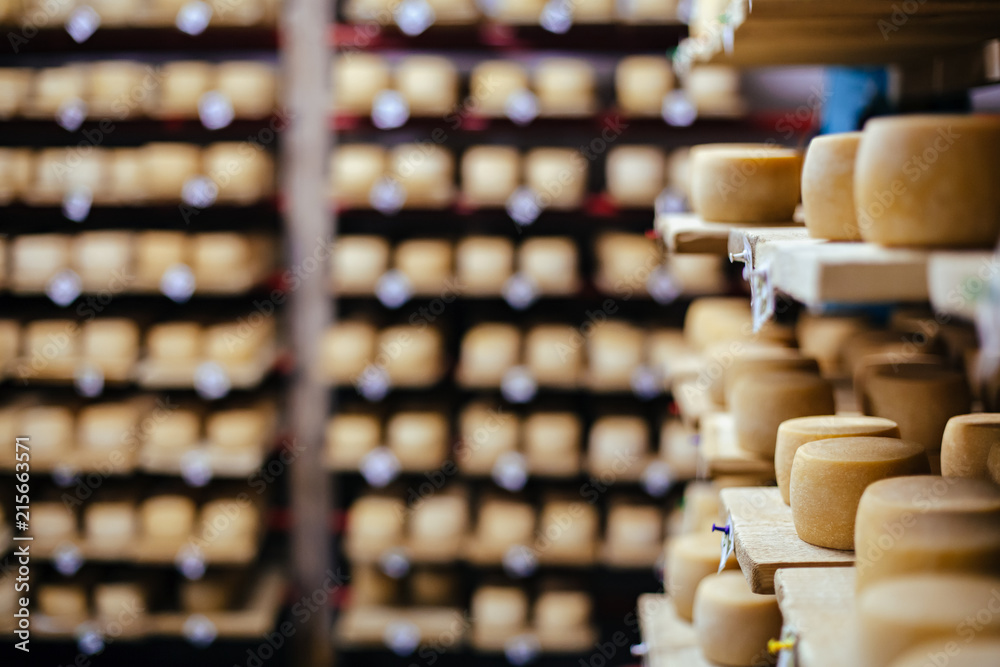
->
[690,143,802,223]
[345,495,405,559]
[325,412,380,469]
[535,498,598,560]
[199,497,260,550]
[710,344,820,408]
[141,143,200,203]
[524,324,581,387]
[667,532,739,619]
[457,323,521,388]
[474,498,535,555]
[615,56,673,117]
[522,412,581,475]
[693,571,782,666]
[29,147,108,204]
[457,402,519,474]
[588,415,648,478]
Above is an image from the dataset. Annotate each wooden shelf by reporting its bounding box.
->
[335,605,468,650]
[927,250,996,320]
[720,487,854,594]
[774,567,861,667]
[698,413,775,478]
[655,212,804,255]
[636,594,712,667]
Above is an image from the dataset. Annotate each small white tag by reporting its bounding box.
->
[160,263,197,303]
[176,543,207,580]
[74,364,105,398]
[360,446,402,487]
[661,90,697,127]
[504,89,539,126]
[492,451,528,492]
[198,91,234,130]
[502,544,537,578]
[648,265,682,305]
[54,542,84,576]
[641,460,674,497]
[65,6,101,43]
[183,614,218,647]
[502,273,538,310]
[394,0,435,35]
[76,624,105,656]
[56,97,88,131]
[501,366,537,404]
[194,361,231,400]
[182,176,218,208]
[176,0,213,35]
[375,269,413,309]
[63,187,92,222]
[384,620,421,656]
[371,90,409,129]
[506,187,542,227]
[46,269,82,306]
[180,449,214,487]
[369,177,407,215]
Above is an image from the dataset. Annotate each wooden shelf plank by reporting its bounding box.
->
[655,212,803,255]
[636,594,713,667]
[774,567,861,667]
[927,250,996,320]
[720,487,854,594]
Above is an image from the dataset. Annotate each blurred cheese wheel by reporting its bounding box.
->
[889,638,1000,667]
[386,411,449,469]
[469,60,529,117]
[593,232,661,294]
[388,144,455,208]
[215,61,277,118]
[21,407,73,459]
[207,407,269,450]
[155,62,212,117]
[535,591,590,631]
[666,532,739,620]
[690,144,802,223]
[191,232,257,290]
[410,494,467,541]
[472,587,528,630]
[518,237,579,294]
[0,148,32,203]
[534,59,596,116]
[205,320,270,364]
[89,0,141,25]
[73,231,133,291]
[732,371,835,457]
[145,409,201,451]
[606,146,666,207]
[11,234,70,291]
[455,236,514,294]
[523,412,580,474]
[571,0,613,21]
[538,499,598,549]
[0,68,31,119]
[721,348,820,407]
[325,413,380,467]
[349,566,398,607]
[84,319,140,373]
[796,313,871,376]
[683,296,793,351]
[524,147,587,209]
[208,0,268,26]
[686,66,741,115]
[617,0,679,22]
[199,499,259,541]
[395,56,459,116]
[134,231,187,288]
[94,584,146,621]
[854,115,1000,247]
[394,238,453,295]
[458,323,521,387]
[460,146,521,207]
[30,66,87,116]
[204,142,274,203]
[332,54,390,115]
[182,576,237,613]
[588,416,647,475]
[477,499,534,546]
[24,320,79,362]
[379,326,443,386]
[30,148,107,204]
[606,504,662,549]
[666,147,691,198]
[348,496,404,549]
[410,570,458,608]
[790,437,929,549]
[88,61,150,118]
[491,0,545,23]
[104,148,147,204]
[331,144,386,207]
[146,322,202,361]
[587,321,644,390]
[141,495,196,540]
[84,502,136,544]
[39,585,87,618]
[331,235,390,295]
[459,403,519,473]
[615,56,673,116]
[524,324,581,387]
[802,131,863,240]
[693,572,782,667]
[321,321,376,383]
[942,413,1000,480]
[140,143,201,202]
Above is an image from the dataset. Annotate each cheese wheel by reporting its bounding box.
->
[535,591,591,630]
[458,323,521,387]
[571,0,613,22]
[732,371,835,457]
[667,532,739,620]
[207,407,268,450]
[524,325,581,387]
[24,320,79,362]
[379,326,443,386]
[861,364,972,465]
[523,412,581,474]
[133,231,186,287]
[199,499,259,541]
[700,341,790,405]
[854,115,1000,247]
[32,502,77,540]
[145,408,201,452]
[94,583,146,619]
[518,237,579,294]
[30,66,87,116]
[386,411,448,469]
[0,320,19,369]
[11,234,70,291]
[468,61,529,117]
[855,476,1000,590]
[801,132,863,240]
[459,403,519,473]
[410,494,468,541]
[325,413,380,466]
[181,576,236,613]
[615,56,673,117]
[537,499,598,551]
[618,0,680,22]
[31,148,108,203]
[666,147,691,198]
[409,570,459,606]
[941,414,1000,480]
[594,232,661,295]
[588,416,648,476]
[140,143,201,202]
[857,574,1000,667]
[387,144,455,208]
[84,502,136,543]
[321,322,376,383]
[790,437,929,549]
[191,232,256,289]
[690,144,802,223]
[205,320,268,364]
[684,297,793,351]
[721,348,820,407]
[89,0,142,25]
[73,231,133,290]
[534,59,595,116]
[39,585,87,618]
[83,319,140,372]
[333,54,390,114]
[685,66,741,114]
[331,235,389,294]
[88,61,151,118]
[693,571,782,667]
[660,419,700,481]
[607,505,662,548]
[990,444,1000,485]
[156,62,212,117]
[477,499,534,546]
[0,148,33,203]
[796,313,871,376]
[141,495,196,539]
[0,68,31,119]
[348,496,405,548]
[204,142,274,203]
[587,321,644,390]
[775,415,900,504]
[331,144,386,207]
[842,329,945,375]
[666,254,727,296]
[455,236,514,294]
[215,61,276,119]
[395,56,458,116]
[21,406,73,459]
[78,402,138,452]
[209,0,271,27]
[889,638,1000,667]
[460,146,521,208]
[146,322,202,362]
[472,587,528,630]
[394,238,453,295]
[524,147,587,209]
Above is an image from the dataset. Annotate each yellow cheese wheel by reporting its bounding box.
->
[683,296,794,351]
[191,233,256,289]
[348,496,405,548]
[732,371,835,457]
[89,0,142,25]
[455,236,514,294]
[721,348,820,407]
[11,234,70,291]
[477,499,534,547]
[387,144,455,208]
[666,254,727,296]
[141,495,196,539]
[0,68,31,119]
[460,146,521,207]
[381,326,443,386]
[841,329,945,375]
[145,409,201,451]
[331,144,386,207]
[0,320,18,369]
[537,499,598,551]
[522,412,580,474]
[24,320,79,361]
[534,59,596,116]
[942,413,1000,480]
[94,583,146,620]
[468,60,530,117]
[518,237,579,294]
[524,147,587,209]
[332,54,390,115]
[458,323,521,387]
[85,502,136,543]
[207,406,268,450]
[854,115,1000,247]
[146,322,202,362]
[857,574,1000,667]
[386,411,448,469]
[331,235,389,294]
[888,638,1000,667]
[615,56,673,117]
[88,61,151,118]
[133,231,186,287]
[410,494,467,541]
[685,66,742,115]
[606,145,667,207]
[321,321,376,383]
[30,66,86,116]
[690,144,802,223]
[199,499,259,541]
[84,319,140,370]
[801,131,863,240]
[775,415,900,504]
[325,413,380,466]
[140,143,201,202]
[409,570,458,607]
[21,407,73,459]
[593,232,661,295]
[606,504,662,548]
[459,403,519,473]
[693,571,782,667]
[790,437,929,549]
[38,585,87,618]
[588,416,648,476]
[524,324,581,387]
[587,321,645,390]
[472,587,528,630]
[156,62,212,118]
[395,56,459,116]
[855,476,1000,590]
[78,402,139,451]
[205,319,271,364]
[796,313,871,376]
[680,482,723,535]
[394,238,453,295]
[73,231,133,290]
[0,148,32,203]
[31,148,108,203]
[535,591,591,630]
[204,142,274,204]
[32,502,77,540]
[215,61,276,119]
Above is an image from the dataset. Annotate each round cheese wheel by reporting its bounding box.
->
[32,502,77,540]
[200,499,259,541]
[459,403,519,473]
[667,532,738,620]
[0,148,33,203]
[24,320,79,361]
[607,504,662,547]
[685,66,741,114]
[39,585,87,618]
[455,236,514,294]
[331,235,389,295]
[21,407,73,459]
[394,238,453,295]
[534,59,595,116]
[518,237,579,294]
[523,412,581,472]
[942,414,1000,480]
[140,143,201,202]
[83,319,140,368]
[409,570,459,606]
[410,494,467,541]
[690,144,802,223]
[693,571,782,667]
[207,407,266,450]
[587,321,644,389]
[380,326,443,386]
[146,409,201,451]
[458,323,521,387]
[88,61,150,118]
[215,61,276,118]
[460,146,521,208]
[857,574,1000,667]
[349,496,405,546]
[325,413,380,466]
[684,296,793,351]
[889,638,1000,667]
[78,402,138,452]
[141,495,196,539]
[321,322,376,383]
[333,54,390,115]
[89,0,142,25]
[94,583,146,619]
[11,234,70,290]
[796,313,871,376]
[721,348,820,407]
[477,499,534,546]
[181,576,236,613]
[85,502,136,543]
[615,56,673,117]
[594,232,662,295]
[538,499,598,549]
[31,148,108,203]
[801,131,863,240]
[775,415,900,504]
[472,587,528,629]
[155,62,212,117]
[331,144,386,207]
[535,591,591,630]
[854,115,1000,247]
[732,371,835,457]
[468,60,529,117]
[491,0,545,22]
[395,56,459,116]
[855,476,1000,590]
[524,324,581,387]
[524,147,587,209]
[666,147,691,198]
[205,321,264,364]
[0,68,31,119]
[699,341,789,405]
[191,233,254,289]
[134,231,186,287]
[73,231,133,290]
[31,66,86,116]
[588,416,648,475]
[386,411,448,468]
[147,322,202,362]
[571,0,613,22]
[666,254,727,296]
[387,144,455,208]
[204,142,274,204]
[790,437,929,549]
